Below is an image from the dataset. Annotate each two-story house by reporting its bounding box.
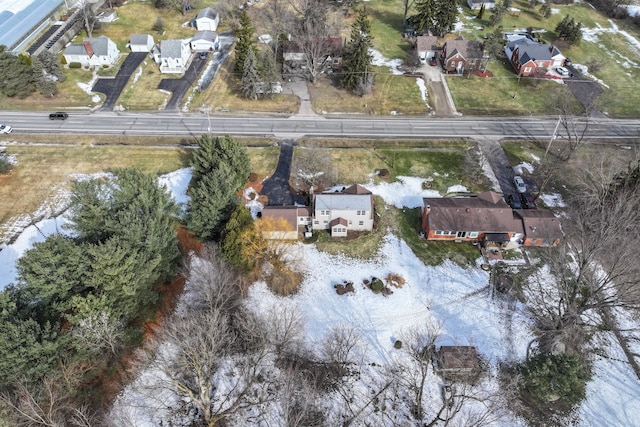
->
[63,35,120,68]
[312,185,374,237]
[152,39,191,74]
[505,36,565,77]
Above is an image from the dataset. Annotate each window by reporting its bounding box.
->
[299,218,305,222]
[359,221,364,226]
[349,220,352,225]
[323,220,328,224]
[469,232,478,238]
[524,67,531,73]
[321,210,329,216]
[314,220,319,225]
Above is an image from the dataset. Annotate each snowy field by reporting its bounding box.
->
[2,166,640,425]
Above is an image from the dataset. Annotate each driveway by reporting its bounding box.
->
[417,62,457,117]
[260,140,305,205]
[564,65,606,118]
[93,52,147,111]
[158,55,209,110]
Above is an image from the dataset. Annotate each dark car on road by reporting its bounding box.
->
[49,112,68,120]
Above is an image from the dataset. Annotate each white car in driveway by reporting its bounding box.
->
[556,66,569,76]
[513,175,527,193]
[0,124,12,134]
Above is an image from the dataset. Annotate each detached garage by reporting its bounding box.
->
[190,31,219,52]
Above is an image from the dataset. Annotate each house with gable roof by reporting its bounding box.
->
[63,35,120,68]
[194,7,220,31]
[312,184,374,237]
[415,35,439,64]
[152,39,191,74]
[505,36,565,77]
[514,209,562,247]
[190,31,219,52]
[129,34,155,52]
[440,38,488,74]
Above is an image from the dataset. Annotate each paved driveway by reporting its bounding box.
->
[260,141,305,205]
[564,65,606,118]
[158,55,209,110]
[93,52,147,111]
[417,62,456,117]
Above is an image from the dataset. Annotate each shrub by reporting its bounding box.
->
[248,172,258,182]
[0,152,13,174]
[518,353,590,407]
[268,268,302,296]
[69,62,82,69]
[370,277,384,294]
[385,273,405,288]
[394,340,402,349]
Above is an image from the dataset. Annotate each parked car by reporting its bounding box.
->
[419,55,427,65]
[520,193,537,209]
[429,56,438,66]
[556,66,569,76]
[199,51,208,60]
[49,112,68,120]
[507,194,523,209]
[0,124,12,134]
[564,57,572,66]
[513,175,527,193]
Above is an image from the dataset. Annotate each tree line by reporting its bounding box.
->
[0,47,66,98]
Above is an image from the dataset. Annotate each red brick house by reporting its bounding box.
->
[505,37,565,77]
[421,192,523,244]
[440,38,488,74]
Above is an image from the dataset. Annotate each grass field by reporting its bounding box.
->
[118,59,171,110]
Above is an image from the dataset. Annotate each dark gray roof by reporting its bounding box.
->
[192,31,218,42]
[0,0,63,50]
[130,34,153,45]
[196,7,218,20]
[513,42,563,63]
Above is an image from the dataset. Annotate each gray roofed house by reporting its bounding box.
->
[63,35,120,68]
[129,34,155,52]
[190,31,219,51]
[152,39,191,74]
[506,36,565,77]
[194,7,220,31]
[313,184,374,235]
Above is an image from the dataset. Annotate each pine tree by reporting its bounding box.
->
[241,48,260,100]
[410,0,435,34]
[259,49,278,99]
[234,10,257,76]
[187,135,251,241]
[0,46,36,98]
[341,7,374,96]
[477,3,486,19]
[220,204,256,272]
[433,0,458,36]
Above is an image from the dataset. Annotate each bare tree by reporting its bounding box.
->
[402,0,417,24]
[71,311,124,357]
[258,0,294,63]
[292,141,336,192]
[525,160,640,353]
[546,92,591,162]
[78,0,100,38]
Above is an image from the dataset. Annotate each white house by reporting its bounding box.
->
[129,34,155,52]
[190,31,219,52]
[467,0,496,9]
[312,185,374,237]
[194,7,220,31]
[152,39,191,74]
[63,36,120,68]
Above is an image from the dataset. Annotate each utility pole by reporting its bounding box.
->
[544,115,562,161]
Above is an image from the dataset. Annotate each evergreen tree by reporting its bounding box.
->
[187,135,251,241]
[15,235,91,322]
[234,10,257,76]
[409,0,435,34]
[477,3,486,19]
[241,48,260,100]
[433,0,458,36]
[341,7,374,96]
[0,46,36,98]
[556,15,582,44]
[220,204,256,273]
[489,4,506,26]
[259,49,279,99]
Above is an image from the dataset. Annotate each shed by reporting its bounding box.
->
[129,34,155,52]
[437,346,479,374]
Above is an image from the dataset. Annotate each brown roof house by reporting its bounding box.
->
[421,192,523,245]
[260,206,312,240]
[440,38,488,74]
[514,209,562,247]
[415,35,439,64]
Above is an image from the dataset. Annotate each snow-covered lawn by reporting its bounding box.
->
[2,168,640,425]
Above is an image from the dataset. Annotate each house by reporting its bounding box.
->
[514,209,562,247]
[129,34,155,52]
[97,10,118,23]
[194,7,220,31]
[259,206,311,240]
[63,35,120,68]
[152,39,191,74]
[437,346,479,375]
[190,31,219,52]
[282,38,343,75]
[440,38,488,74]
[467,0,496,9]
[505,37,565,77]
[312,184,374,237]
[415,35,439,64]
[421,192,523,244]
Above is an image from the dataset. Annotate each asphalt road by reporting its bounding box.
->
[1,112,639,142]
[92,53,148,111]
